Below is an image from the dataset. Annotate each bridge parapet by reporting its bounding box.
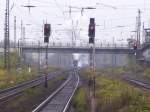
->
[16,42,134,54]
[0,41,131,49]
[0,41,134,54]
[18,42,131,49]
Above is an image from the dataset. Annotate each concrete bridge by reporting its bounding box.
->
[18,42,134,54]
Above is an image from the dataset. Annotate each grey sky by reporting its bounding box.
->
[1,0,150,44]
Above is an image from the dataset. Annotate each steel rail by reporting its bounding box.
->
[32,70,79,112]
[125,78,150,90]
[0,70,70,101]
[62,71,79,112]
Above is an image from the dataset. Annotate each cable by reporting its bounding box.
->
[53,0,67,20]
[97,16,136,24]
[32,0,55,4]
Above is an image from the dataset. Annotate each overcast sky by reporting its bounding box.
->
[1,0,150,44]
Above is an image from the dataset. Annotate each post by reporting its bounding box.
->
[134,51,137,73]
[92,43,96,98]
[58,53,61,67]
[18,40,22,69]
[88,18,96,98]
[112,37,115,73]
[138,10,141,47]
[20,20,23,41]
[45,43,48,88]
[38,41,40,76]
[72,20,74,46]
[14,16,16,48]
[136,10,141,48]
[4,0,10,70]
[20,40,23,69]
[43,23,51,88]
[23,27,26,42]
[18,40,20,57]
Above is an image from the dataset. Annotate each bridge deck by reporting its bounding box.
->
[0,42,134,54]
[20,43,134,54]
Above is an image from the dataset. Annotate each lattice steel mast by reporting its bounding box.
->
[14,16,16,48]
[4,0,10,70]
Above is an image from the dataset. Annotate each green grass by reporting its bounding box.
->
[96,76,150,112]
[142,68,150,79]
[0,75,67,112]
[0,51,62,90]
[0,51,20,69]
[95,67,126,76]
[73,69,150,112]
[0,66,62,90]
[72,88,89,112]
[0,67,38,89]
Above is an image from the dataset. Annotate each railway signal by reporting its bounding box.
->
[88,18,95,38]
[43,23,51,88]
[133,42,137,56]
[44,24,51,43]
[133,44,137,50]
[88,18,95,44]
[89,37,94,44]
[88,18,96,99]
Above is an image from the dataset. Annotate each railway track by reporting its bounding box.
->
[32,70,79,112]
[0,70,70,102]
[125,78,150,90]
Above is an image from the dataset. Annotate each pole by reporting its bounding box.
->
[14,16,16,48]
[59,54,61,68]
[38,41,40,76]
[88,18,96,112]
[20,20,23,68]
[23,27,26,42]
[21,20,23,40]
[4,0,10,70]
[72,20,74,46]
[18,40,21,69]
[136,10,141,48]
[45,43,48,88]
[143,22,145,43]
[89,42,96,97]
[89,47,93,87]
[138,10,141,47]
[69,6,72,18]
[134,50,137,73]
[22,27,26,65]
[112,37,115,73]
[58,53,61,67]
[92,42,96,98]
[20,41,23,68]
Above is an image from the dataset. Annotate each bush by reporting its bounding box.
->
[96,77,150,112]
[142,69,150,79]
[72,88,89,112]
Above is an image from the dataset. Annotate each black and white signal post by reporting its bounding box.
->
[44,23,51,88]
[88,18,96,97]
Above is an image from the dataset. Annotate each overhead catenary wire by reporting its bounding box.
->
[1,0,150,42]
[53,0,67,20]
